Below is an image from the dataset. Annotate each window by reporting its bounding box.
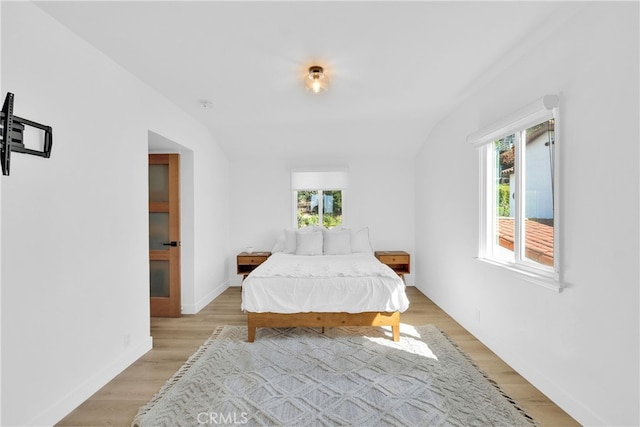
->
[291,170,347,229]
[469,96,560,286]
[296,190,343,228]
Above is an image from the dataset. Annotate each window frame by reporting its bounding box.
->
[292,189,345,229]
[291,170,348,229]
[469,96,562,291]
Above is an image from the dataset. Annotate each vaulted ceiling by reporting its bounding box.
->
[36,1,574,161]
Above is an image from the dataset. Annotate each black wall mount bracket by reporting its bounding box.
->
[0,92,53,176]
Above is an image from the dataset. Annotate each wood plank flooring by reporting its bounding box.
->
[57,287,579,426]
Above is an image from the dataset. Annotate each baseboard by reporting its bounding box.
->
[29,336,153,426]
[182,281,229,314]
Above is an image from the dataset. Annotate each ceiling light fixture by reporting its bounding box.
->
[305,65,329,93]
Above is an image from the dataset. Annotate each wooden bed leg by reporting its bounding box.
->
[392,325,400,342]
[247,326,256,343]
[321,327,325,334]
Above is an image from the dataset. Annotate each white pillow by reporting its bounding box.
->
[295,230,323,256]
[284,228,297,253]
[350,227,373,254]
[284,226,321,253]
[271,234,286,253]
[323,228,351,255]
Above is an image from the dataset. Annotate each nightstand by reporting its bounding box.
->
[375,251,410,282]
[237,251,271,281]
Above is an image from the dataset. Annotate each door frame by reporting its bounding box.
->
[148,131,195,315]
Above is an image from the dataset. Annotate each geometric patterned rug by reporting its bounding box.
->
[132,324,536,427]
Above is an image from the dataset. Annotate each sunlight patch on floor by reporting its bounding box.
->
[363,324,439,360]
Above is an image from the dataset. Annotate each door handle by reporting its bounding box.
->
[162,241,180,247]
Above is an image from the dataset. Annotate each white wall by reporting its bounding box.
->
[229,157,415,285]
[0,3,229,425]
[415,3,638,426]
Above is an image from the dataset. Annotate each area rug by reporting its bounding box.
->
[132,325,535,427]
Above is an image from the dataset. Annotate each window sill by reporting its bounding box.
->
[475,257,563,293]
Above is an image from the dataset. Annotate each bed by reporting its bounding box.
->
[241,227,410,342]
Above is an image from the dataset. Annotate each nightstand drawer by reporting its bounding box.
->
[238,256,268,265]
[377,254,409,265]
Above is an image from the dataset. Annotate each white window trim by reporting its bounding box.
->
[469,95,562,292]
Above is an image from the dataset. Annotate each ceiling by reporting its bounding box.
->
[35,1,573,161]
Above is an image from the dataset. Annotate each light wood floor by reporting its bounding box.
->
[57,287,579,426]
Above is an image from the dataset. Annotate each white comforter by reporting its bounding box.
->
[241,252,410,314]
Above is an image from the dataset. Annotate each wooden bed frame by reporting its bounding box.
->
[246,311,400,342]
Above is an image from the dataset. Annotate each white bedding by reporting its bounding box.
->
[241,252,410,314]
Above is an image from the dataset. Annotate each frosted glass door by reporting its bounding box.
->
[148,153,181,317]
